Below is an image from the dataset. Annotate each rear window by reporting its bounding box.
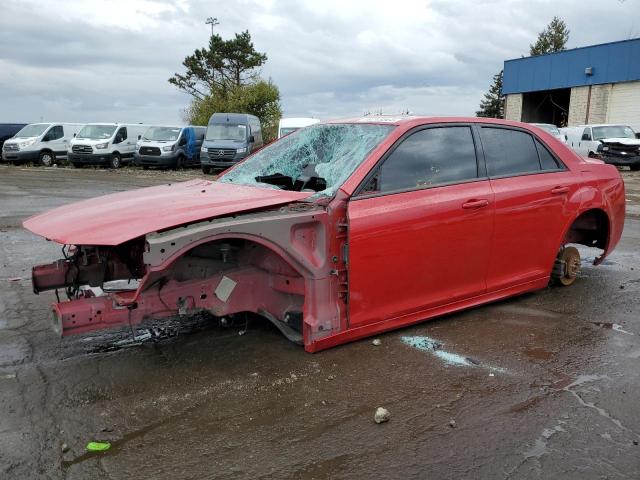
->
[480,127,540,177]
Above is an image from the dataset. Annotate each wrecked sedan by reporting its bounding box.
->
[24,117,625,352]
[593,125,640,171]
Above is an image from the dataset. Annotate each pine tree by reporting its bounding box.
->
[529,17,570,56]
[476,70,504,118]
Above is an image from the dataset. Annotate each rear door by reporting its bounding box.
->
[347,124,494,327]
[477,125,579,291]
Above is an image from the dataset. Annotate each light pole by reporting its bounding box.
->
[205,17,219,37]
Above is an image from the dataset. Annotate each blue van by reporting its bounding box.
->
[200,113,263,173]
[135,125,206,169]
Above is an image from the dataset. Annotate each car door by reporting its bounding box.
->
[578,127,592,156]
[347,124,495,328]
[477,125,579,292]
[46,125,66,156]
[114,127,130,157]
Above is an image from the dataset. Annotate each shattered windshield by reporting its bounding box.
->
[206,123,247,141]
[143,127,182,141]
[77,125,117,140]
[219,123,395,197]
[593,125,636,140]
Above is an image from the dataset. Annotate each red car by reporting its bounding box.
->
[24,117,625,352]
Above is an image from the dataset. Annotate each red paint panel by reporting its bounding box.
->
[347,181,494,327]
[487,171,581,290]
[23,180,312,246]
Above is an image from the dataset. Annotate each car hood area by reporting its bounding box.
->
[600,137,640,146]
[23,179,313,246]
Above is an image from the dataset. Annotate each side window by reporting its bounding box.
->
[45,125,63,141]
[115,127,127,143]
[535,139,562,170]
[376,126,478,193]
[480,127,540,177]
[581,128,592,141]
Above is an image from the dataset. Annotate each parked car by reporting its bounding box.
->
[530,123,566,143]
[0,123,27,153]
[200,113,263,174]
[68,123,148,169]
[278,117,320,138]
[2,123,84,166]
[135,126,206,169]
[561,124,640,169]
[23,117,625,352]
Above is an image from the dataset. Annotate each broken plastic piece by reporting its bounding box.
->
[86,441,111,452]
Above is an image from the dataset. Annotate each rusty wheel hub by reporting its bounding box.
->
[558,246,580,286]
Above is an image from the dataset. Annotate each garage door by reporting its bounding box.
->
[607,81,640,132]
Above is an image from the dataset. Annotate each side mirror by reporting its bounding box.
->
[581,134,591,141]
[249,135,255,143]
[73,133,76,137]
[138,134,142,140]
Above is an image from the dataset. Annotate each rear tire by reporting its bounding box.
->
[109,153,121,169]
[39,151,55,167]
[175,155,185,170]
[202,166,211,174]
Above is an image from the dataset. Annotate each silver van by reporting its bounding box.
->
[135,126,206,169]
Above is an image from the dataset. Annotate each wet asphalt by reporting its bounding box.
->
[1,165,639,479]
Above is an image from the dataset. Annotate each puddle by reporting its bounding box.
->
[592,322,634,335]
[401,335,507,373]
[524,423,566,459]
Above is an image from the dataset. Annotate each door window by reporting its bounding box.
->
[373,126,478,194]
[535,138,563,170]
[480,127,541,177]
[45,125,63,141]
[581,128,592,141]
[114,127,127,143]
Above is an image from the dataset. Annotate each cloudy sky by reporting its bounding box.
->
[1,0,638,124]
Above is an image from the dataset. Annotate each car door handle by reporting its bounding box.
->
[462,199,490,209]
[551,186,570,194]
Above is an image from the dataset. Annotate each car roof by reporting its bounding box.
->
[323,116,538,129]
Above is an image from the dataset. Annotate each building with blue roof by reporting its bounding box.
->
[502,38,640,130]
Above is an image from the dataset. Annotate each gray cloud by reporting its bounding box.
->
[0,0,638,124]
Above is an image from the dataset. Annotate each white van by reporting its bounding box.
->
[2,123,84,166]
[277,117,320,138]
[68,123,149,168]
[562,124,640,159]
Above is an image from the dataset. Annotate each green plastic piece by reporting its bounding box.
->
[86,441,111,452]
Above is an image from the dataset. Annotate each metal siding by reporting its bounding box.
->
[608,81,640,131]
[503,38,640,94]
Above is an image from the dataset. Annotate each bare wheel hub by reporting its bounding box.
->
[557,246,580,286]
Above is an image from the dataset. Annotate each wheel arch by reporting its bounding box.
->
[561,207,611,264]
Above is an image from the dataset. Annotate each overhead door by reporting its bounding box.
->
[608,81,640,132]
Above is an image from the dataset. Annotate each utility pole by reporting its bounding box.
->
[205,17,219,37]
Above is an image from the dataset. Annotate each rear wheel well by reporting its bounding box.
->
[564,208,609,250]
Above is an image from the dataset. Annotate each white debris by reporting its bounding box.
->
[374,407,390,424]
[214,276,237,302]
[372,338,382,346]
